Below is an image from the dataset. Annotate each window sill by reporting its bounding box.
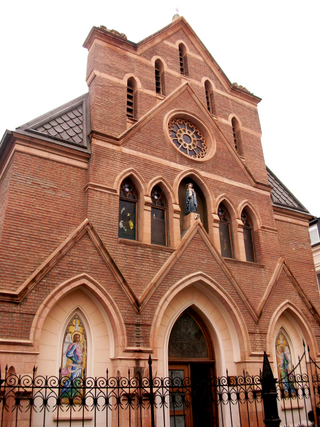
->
[118,238,175,253]
[224,258,265,268]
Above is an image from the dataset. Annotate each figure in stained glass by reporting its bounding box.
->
[60,314,87,403]
[275,331,296,396]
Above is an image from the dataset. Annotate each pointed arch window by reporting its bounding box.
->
[275,330,296,397]
[155,60,165,95]
[60,313,87,403]
[119,178,138,240]
[231,117,242,153]
[127,78,136,119]
[169,312,209,359]
[218,204,233,258]
[151,185,167,246]
[241,210,256,262]
[205,80,215,114]
[178,44,188,76]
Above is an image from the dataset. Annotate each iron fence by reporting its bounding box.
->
[1,350,320,427]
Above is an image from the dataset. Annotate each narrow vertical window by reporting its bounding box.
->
[151,185,167,246]
[218,204,233,258]
[119,178,137,240]
[232,117,242,153]
[60,314,87,404]
[179,44,188,76]
[205,80,215,114]
[155,60,165,95]
[127,78,136,119]
[241,210,256,262]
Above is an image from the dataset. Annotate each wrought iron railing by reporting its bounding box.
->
[1,350,320,427]
[0,358,264,427]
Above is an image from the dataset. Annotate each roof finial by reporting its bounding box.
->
[172,8,180,21]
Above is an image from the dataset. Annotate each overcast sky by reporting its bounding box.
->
[1,0,319,217]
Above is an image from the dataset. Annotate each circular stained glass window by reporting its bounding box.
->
[168,118,207,159]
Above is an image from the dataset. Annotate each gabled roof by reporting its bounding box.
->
[14,93,90,152]
[266,167,309,214]
[84,16,261,105]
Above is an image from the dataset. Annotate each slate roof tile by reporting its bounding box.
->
[267,167,308,214]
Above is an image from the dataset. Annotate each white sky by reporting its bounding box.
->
[1,0,319,217]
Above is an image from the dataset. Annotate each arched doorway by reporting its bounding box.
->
[168,308,217,427]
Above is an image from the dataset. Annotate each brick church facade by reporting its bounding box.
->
[0,16,319,426]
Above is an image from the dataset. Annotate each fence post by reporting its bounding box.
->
[261,352,281,427]
[148,355,155,427]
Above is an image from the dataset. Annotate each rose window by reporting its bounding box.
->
[168,119,207,158]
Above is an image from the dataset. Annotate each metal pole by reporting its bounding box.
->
[261,352,281,427]
[148,356,155,427]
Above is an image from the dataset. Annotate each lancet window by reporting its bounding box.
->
[218,204,233,258]
[127,78,136,119]
[60,314,87,404]
[155,60,165,95]
[119,178,138,240]
[179,44,188,76]
[151,186,167,246]
[241,210,256,262]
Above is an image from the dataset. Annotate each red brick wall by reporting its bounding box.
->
[0,151,87,290]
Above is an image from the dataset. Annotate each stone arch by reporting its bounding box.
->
[114,168,145,195]
[237,200,262,230]
[267,300,318,362]
[151,56,168,71]
[175,40,190,54]
[228,114,243,127]
[201,76,217,90]
[31,274,126,362]
[215,195,237,221]
[150,272,250,377]
[123,73,142,89]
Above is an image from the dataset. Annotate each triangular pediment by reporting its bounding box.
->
[136,17,260,103]
[84,17,260,104]
[257,258,320,326]
[117,83,255,186]
[139,220,258,322]
[0,219,138,310]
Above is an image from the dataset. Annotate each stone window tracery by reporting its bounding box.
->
[168,118,207,159]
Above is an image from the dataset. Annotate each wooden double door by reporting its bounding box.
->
[168,309,218,427]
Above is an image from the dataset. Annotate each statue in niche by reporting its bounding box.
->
[185,183,198,215]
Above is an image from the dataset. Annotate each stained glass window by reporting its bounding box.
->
[241,210,256,262]
[168,119,207,159]
[119,179,137,240]
[275,330,296,397]
[151,186,167,246]
[218,204,233,258]
[169,313,208,358]
[60,314,87,404]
